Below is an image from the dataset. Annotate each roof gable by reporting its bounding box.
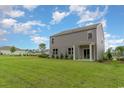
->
[51,23,101,37]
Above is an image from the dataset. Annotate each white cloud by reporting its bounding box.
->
[104,32,111,38]
[0,29,8,36]
[23,5,39,11]
[50,6,108,26]
[31,36,48,44]
[0,37,8,41]
[104,32,124,51]
[25,20,46,27]
[85,22,94,26]
[0,29,8,41]
[69,5,108,26]
[100,19,107,28]
[78,8,103,24]
[100,6,108,18]
[69,5,87,15]
[31,30,38,34]
[85,19,107,28]
[13,20,46,34]
[51,11,69,24]
[78,10,99,23]
[1,18,17,28]
[5,10,25,18]
[105,39,124,50]
[108,39,124,45]
[13,23,31,33]
[0,6,25,18]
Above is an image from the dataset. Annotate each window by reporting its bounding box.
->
[53,49,55,55]
[52,38,54,44]
[56,49,58,55]
[88,32,92,40]
[68,48,73,55]
[53,49,58,55]
[68,48,71,54]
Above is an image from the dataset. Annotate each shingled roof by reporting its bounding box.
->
[51,23,101,37]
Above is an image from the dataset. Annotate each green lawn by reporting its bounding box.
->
[0,56,124,88]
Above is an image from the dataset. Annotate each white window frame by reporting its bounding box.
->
[87,31,92,40]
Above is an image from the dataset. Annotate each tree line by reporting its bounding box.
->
[104,46,124,61]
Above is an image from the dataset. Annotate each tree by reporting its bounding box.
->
[106,47,113,60]
[115,46,124,57]
[10,46,16,54]
[39,43,46,54]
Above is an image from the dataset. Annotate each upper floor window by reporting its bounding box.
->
[88,32,92,40]
[52,38,54,44]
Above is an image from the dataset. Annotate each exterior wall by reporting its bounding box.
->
[50,29,97,59]
[96,24,105,60]
[50,24,104,60]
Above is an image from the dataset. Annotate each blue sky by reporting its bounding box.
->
[0,5,124,50]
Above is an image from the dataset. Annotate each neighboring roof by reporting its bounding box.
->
[51,23,101,37]
[0,46,23,51]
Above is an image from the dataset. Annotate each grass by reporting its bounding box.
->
[0,56,124,88]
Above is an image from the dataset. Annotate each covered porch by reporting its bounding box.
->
[73,42,96,61]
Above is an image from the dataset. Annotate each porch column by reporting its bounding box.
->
[78,46,80,59]
[89,44,92,61]
[94,45,95,60]
[73,45,76,60]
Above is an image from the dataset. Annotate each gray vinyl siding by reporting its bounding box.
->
[96,24,104,60]
[50,29,96,58]
[50,24,104,60]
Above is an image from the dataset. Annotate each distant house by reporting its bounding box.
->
[44,49,50,55]
[50,23,104,61]
[0,46,26,55]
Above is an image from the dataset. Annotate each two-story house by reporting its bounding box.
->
[50,23,104,61]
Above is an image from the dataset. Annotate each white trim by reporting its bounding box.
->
[94,45,95,60]
[89,44,92,61]
[78,46,80,59]
[73,45,76,60]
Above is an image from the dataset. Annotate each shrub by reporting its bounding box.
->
[27,53,37,56]
[23,54,27,56]
[97,59,104,63]
[60,53,64,59]
[56,55,59,59]
[103,53,107,60]
[70,55,73,59]
[38,54,49,58]
[65,53,68,59]
[68,55,73,59]
[69,55,73,59]
[117,57,124,61]
[0,52,3,55]
[106,48,113,60]
[52,55,55,58]
[107,52,112,60]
